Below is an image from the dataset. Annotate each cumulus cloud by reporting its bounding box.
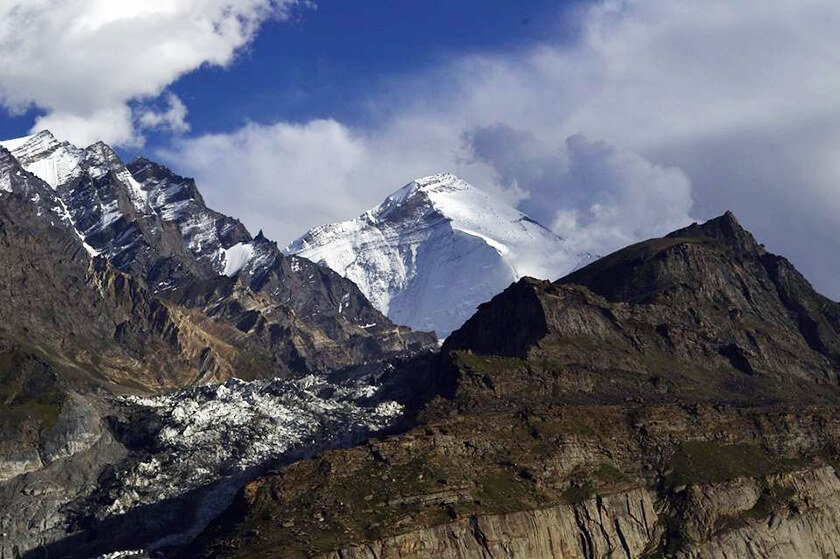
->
[163,117,690,261]
[162,121,377,243]
[0,0,309,146]
[161,119,500,244]
[34,105,140,149]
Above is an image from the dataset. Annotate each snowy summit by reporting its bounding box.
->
[285,173,577,337]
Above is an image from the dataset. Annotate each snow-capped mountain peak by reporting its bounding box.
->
[0,130,258,280]
[370,172,465,220]
[0,130,84,189]
[286,173,577,337]
[0,130,434,383]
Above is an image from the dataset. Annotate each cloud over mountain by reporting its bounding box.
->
[164,0,840,299]
[2,0,838,298]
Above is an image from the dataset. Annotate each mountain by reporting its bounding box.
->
[0,131,435,558]
[194,213,840,559]
[6,125,840,559]
[445,211,840,402]
[285,173,576,338]
[0,131,434,383]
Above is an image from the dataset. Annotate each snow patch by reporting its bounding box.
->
[1,131,83,189]
[0,134,36,152]
[455,227,510,256]
[220,242,255,277]
[104,374,403,518]
[116,168,149,210]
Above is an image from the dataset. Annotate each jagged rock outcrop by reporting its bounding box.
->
[0,132,436,382]
[0,183,239,393]
[0,133,436,468]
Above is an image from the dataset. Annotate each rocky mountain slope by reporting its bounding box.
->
[0,131,434,384]
[285,173,575,338]
[0,132,435,558]
[194,213,840,559]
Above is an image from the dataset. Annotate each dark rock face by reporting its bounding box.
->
[443,278,550,359]
[0,189,239,393]
[194,213,840,559]
[446,212,840,406]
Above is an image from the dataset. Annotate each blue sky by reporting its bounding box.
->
[1,0,839,299]
[170,0,581,134]
[1,0,580,147]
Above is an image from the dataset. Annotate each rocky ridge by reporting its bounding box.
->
[1,131,435,384]
[194,213,840,559]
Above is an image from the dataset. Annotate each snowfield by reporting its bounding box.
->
[90,372,403,553]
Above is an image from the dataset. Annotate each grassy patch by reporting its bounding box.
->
[475,472,538,513]
[593,463,631,485]
[0,351,65,433]
[561,482,595,504]
[559,462,632,505]
[666,442,803,487]
[526,414,596,442]
[451,352,528,377]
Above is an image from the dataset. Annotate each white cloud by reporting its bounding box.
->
[466,127,694,254]
[0,0,309,146]
[136,93,190,135]
[34,105,141,148]
[160,119,501,244]
[160,0,840,298]
[162,118,690,261]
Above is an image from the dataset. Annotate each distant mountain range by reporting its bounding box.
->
[0,131,434,557]
[0,130,433,384]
